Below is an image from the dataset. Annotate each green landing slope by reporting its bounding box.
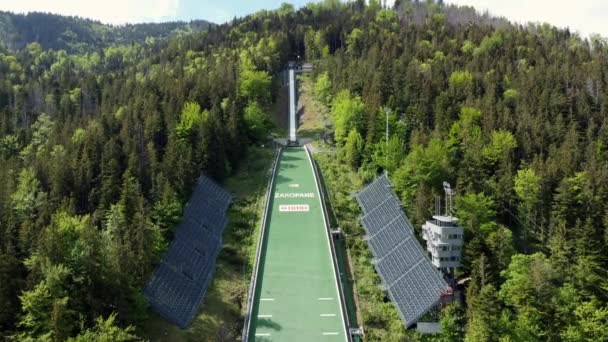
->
[249,147,347,341]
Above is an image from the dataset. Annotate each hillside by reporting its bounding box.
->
[0,11,212,54]
[1,1,607,341]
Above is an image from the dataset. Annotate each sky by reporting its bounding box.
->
[0,0,312,25]
[0,0,606,37]
[446,0,608,37]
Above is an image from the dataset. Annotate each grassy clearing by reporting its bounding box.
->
[297,74,330,139]
[140,146,276,341]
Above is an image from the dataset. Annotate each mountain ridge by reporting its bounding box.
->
[0,10,213,54]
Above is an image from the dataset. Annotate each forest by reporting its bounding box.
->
[1,0,607,340]
[0,11,212,53]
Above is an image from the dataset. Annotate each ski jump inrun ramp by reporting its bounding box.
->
[243,66,350,341]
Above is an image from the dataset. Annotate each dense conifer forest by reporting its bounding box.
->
[0,0,607,340]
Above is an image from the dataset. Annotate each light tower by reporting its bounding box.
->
[422,182,463,280]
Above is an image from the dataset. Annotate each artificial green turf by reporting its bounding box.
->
[249,147,346,341]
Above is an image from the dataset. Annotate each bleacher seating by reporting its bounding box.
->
[367,221,411,259]
[143,175,232,329]
[355,173,448,328]
[356,174,393,212]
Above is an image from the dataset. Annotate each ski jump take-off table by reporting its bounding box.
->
[243,64,350,341]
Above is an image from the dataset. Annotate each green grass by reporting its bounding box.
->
[297,74,330,139]
[140,146,276,342]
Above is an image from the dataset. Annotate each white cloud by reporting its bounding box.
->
[446,0,608,37]
[0,0,180,25]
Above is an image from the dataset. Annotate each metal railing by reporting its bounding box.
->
[305,145,353,342]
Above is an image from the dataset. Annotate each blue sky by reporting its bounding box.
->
[1,1,606,37]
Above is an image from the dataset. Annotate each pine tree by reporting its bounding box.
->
[465,284,500,342]
[68,313,141,341]
[344,129,364,169]
[514,168,541,250]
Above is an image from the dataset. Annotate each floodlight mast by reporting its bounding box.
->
[442,182,454,217]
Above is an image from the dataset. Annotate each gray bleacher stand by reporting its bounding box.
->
[143,176,232,329]
[355,174,448,328]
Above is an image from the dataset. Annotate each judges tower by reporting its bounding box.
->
[421,182,463,280]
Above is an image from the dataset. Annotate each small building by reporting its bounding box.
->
[422,182,464,275]
[422,215,463,270]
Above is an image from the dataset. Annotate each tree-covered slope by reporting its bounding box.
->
[0,4,288,340]
[0,11,212,54]
[307,1,608,340]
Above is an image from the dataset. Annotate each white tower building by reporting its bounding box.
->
[422,182,463,270]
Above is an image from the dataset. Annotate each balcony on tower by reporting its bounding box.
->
[422,182,464,271]
[422,215,463,269]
